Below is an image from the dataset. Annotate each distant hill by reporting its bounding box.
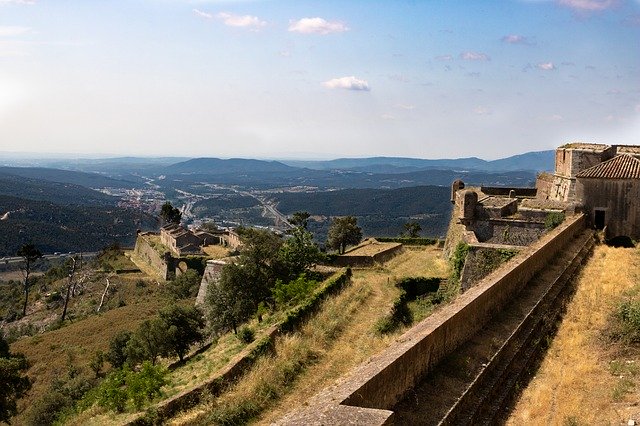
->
[273,185,453,239]
[282,150,555,173]
[0,173,117,206]
[164,158,297,175]
[0,195,156,255]
[0,166,138,189]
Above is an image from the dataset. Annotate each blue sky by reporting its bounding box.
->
[0,0,638,159]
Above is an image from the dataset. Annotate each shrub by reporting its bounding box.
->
[238,326,255,344]
[613,299,640,343]
[451,242,470,282]
[396,277,441,299]
[166,269,201,299]
[273,274,319,308]
[24,391,71,425]
[106,330,133,369]
[92,362,166,413]
[545,211,565,230]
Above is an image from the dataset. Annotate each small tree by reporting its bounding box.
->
[279,227,322,280]
[166,269,201,299]
[126,319,166,365]
[326,216,363,254]
[0,335,31,423]
[207,263,256,334]
[17,243,43,316]
[106,330,133,369]
[158,305,206,362]
[61,256,78,322]
[160,201,182,225]
[402,221,422,238]
[289,211,310,229]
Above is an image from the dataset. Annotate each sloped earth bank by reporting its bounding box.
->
[168,246,448,425]
[507,244,640,425]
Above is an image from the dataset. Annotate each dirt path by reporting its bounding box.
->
[166,246,448,425]
[256,247,448,424]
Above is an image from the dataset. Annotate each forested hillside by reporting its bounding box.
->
[0,195,156,255]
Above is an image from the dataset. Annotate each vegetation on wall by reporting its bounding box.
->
[545,211,566,230]
[451,242,470,283]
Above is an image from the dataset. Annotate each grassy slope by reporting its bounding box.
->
[507,245,640,425]
[167,246,448,425]
[6,252,170,424]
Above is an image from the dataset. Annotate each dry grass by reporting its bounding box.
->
[166,246,448,425]
[342,240,399,257]
[507,245,640,425]
[10,296,165,423]
[201,245,231,259]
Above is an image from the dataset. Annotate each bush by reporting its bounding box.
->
[92,362,166,413]
[106,330,133,369]
[545,211,565,230]
[273,274,319,308]
[166,269,201,299]
[613,299,640,343]
[25,391,71,425]
[238,326,255,344]
[451,242,470,282]
[396,277,441,299]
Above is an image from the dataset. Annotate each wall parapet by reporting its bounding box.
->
[278,214,586,425]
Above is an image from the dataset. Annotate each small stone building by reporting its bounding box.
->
[576,154,640,240]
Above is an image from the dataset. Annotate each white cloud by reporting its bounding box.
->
[434,54,453,61]
[381,113,396,120]
[192,9,213,19]
[216,12,266,30]
[395,104,415,110]
[502,34,531,45]
[0,0,35,4]
[558,0,616,11]
[322,76,370,91]
[460,51,490,61]
[0,26,31,37]
[474,106,492,115]
[288,18,349,35]
[537,62,556,70]
[549,114,564,121]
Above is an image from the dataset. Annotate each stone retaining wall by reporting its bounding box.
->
[278,214,586,425]
[332,243,403,267]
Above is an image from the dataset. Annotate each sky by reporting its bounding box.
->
[0,0,639,160]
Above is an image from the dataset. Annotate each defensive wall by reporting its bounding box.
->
[133,233,173,280]
[332,241,403,267]
[278,213,586,425]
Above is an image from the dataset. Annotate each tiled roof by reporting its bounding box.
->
[576,154,640,179]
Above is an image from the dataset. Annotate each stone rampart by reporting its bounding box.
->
[133,234,171,280]
[332,243,403,267]
[278,214,586,425]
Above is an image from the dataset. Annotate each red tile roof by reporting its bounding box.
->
[576,154,640,179]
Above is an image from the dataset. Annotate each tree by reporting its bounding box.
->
[126,319,166,365]
[207,263,257,334]
[289,211,310,229]
[326,216,363,254]
[166,269,201,299]
[402,221,422,238]
[278,226,322,280]
[158,305,206,362]
[0,335,31,423]
[106,330,132,369]
[160,201,182,225]
[17,243,43,316]
[61,256,78,322]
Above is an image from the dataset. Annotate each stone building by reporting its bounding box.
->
[575,154,640,240]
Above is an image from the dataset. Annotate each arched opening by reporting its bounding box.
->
[606,236,635,248]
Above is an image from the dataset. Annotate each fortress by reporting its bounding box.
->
[278,142,639,425]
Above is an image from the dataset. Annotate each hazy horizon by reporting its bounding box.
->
[1,0,638,159]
